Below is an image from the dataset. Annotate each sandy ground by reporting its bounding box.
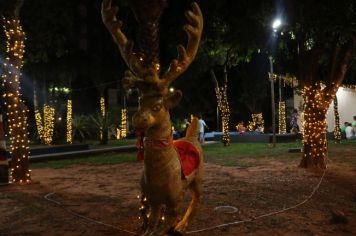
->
[0,155,355,236]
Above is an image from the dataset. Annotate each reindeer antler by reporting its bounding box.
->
[161,2,203,88]
[101,0,148,78]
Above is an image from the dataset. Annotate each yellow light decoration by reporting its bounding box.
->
[66,100,73,144]
[278,101,287,134]
[100,96,105,117]
[215,84,230,146]
[268,72,298,87]
[99,96,105,141]
[120,108,127,139]
[116,128,121,140]
[43,104,55,145]
[333,97,341,143]
[341,84,356,91]
[248,113,264,132]
[35,109,44,140]
[1,17,31,183]
[300,111,305,136]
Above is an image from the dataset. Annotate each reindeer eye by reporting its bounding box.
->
[152,105,162,112]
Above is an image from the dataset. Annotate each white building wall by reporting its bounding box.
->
[326,88,356,132]
[293,87,356,132]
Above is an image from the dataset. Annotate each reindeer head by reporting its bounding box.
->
[132,90,182,131]
[102,0,203,132]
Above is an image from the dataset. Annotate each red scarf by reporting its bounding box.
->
[135,131,145,161]
[135,131,173,161]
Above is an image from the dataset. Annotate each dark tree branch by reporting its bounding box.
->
[327,35,340,85]
[210,69,219,88]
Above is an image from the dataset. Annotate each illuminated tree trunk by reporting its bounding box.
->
[299,84,330,169]
[296,34,355,170]
[1,0,31,183]
[99,94,108,145]
[211,67,230,146]
[333,96,341,143]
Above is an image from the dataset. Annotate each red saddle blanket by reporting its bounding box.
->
[173,140,200,178]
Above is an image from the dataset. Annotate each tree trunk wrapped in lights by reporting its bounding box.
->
[278,101,286,134]
[100,96,105,117]
[211,67,230,146]
[296,33,355,170]
[333,96,341,143]
[34,104,55,145]
[120,108,127,138]
[1,0,31,183]
[43,104,55,144]
[300,84,331,169]
[66,99,73,144]
[99,95,108,144]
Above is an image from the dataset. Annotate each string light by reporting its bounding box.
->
[66,100,73,144]
[35,109,44,140]
[333,97,341,143]
[341,84,356,91]
[1,17,30,183]
[300,111,305,136]
[100,96,105,141]
[100,96,105,117]
[120,108,127,139]
[278,101,286,134]
[215,84,230,146]
[268,72,298,88]
[35,105,55,145]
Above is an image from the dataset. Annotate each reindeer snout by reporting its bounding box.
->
[133,112,151,130]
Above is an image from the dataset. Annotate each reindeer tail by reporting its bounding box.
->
[185,117,199,138]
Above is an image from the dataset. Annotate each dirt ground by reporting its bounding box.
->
[0,153,355,236]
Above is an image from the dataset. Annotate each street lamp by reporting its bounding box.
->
[270,18,282,147]
[272,19,282,31]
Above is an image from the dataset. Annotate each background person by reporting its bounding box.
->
[198,115,209,143]
[345,122,355,140]
[290,108,299,134]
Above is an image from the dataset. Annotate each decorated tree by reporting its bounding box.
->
[210,66,230,146]
[277,0,356,169]
[0,0,31,183]
[199,0,272,142]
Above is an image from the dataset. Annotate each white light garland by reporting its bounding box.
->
[278,102,286,134]
[66,100,73,144]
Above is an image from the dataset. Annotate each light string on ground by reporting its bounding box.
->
[44,192,138,235]
[187,167,326,234]
[43,164,327,235]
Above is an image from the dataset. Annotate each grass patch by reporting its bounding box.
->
[31,153,136,169]
[203,142,302,167]
[30,140,356,169]
[89,139,136,148]
[29,139,136,149]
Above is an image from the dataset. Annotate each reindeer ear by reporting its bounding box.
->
[164,90,182,108]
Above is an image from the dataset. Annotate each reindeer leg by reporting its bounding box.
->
[144,205,162,236]
[149,200,182,236]
[174,180,202,233]
[140,194,150,232]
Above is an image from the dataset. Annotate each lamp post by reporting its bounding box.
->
[269,18,282,147]
[269,56,276,147]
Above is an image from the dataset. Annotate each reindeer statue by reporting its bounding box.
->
[101,0,204,235]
